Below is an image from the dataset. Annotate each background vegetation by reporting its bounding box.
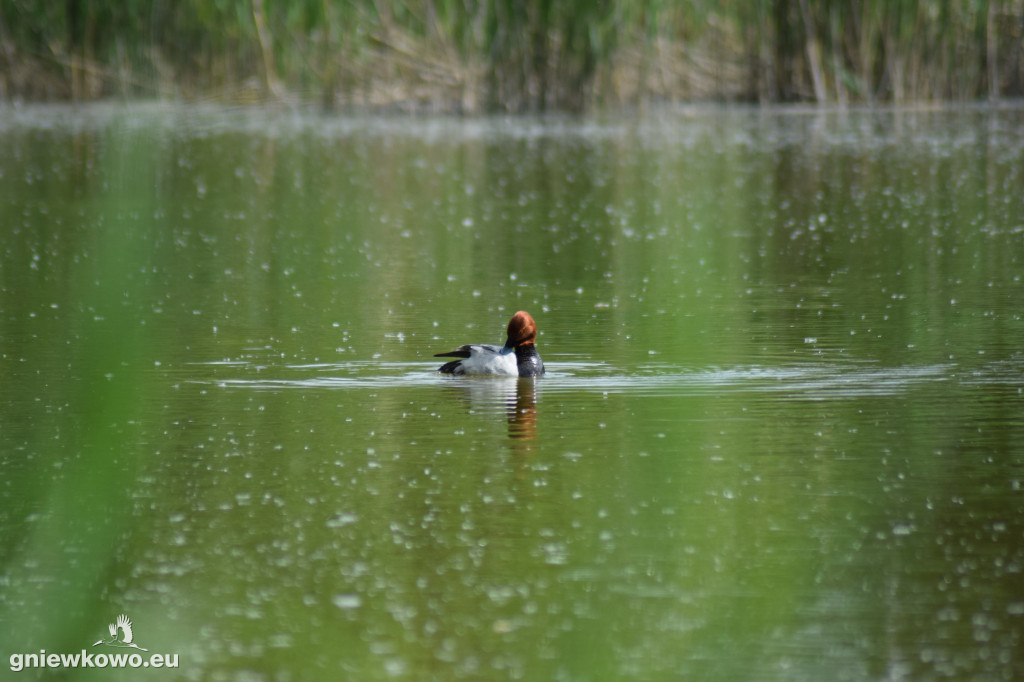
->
[2,0,1023,112]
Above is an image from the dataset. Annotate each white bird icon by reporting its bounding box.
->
[92,614,148,651]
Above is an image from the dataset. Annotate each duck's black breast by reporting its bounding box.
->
[515,346,544,377]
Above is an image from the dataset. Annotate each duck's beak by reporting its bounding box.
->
[502,337,515,352]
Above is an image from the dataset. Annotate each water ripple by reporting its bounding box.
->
[189,358,1024,400]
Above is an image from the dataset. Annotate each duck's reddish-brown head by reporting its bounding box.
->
[505,311,538,348]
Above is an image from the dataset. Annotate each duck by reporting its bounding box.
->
[435,310,545,377]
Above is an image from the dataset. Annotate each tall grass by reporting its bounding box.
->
[0,0,1021,111]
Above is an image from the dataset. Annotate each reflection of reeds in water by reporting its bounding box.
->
[8,1,1024,109]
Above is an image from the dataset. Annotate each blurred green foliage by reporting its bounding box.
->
[0,0,1021,110]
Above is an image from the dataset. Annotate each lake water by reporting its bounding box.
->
[1,103,1023,681]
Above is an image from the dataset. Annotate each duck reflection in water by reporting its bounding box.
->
[438,376,539,441]
[508,378,538,440]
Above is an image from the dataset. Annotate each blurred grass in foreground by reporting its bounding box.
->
[0,123,154,653]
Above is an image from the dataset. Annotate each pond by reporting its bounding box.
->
[1,103,1023,681]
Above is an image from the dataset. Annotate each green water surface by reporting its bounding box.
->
[1,104,1023,681]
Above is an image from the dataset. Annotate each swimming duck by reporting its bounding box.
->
[435,310,545,377]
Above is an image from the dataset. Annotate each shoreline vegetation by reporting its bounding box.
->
[2,1,1023,113]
